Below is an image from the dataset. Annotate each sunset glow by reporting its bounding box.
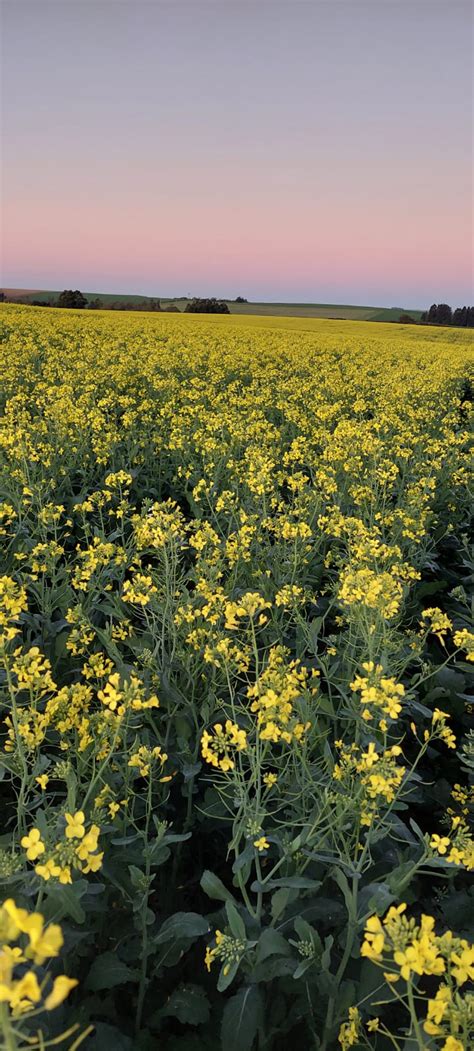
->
[2,1,472,307]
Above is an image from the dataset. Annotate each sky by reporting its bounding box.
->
[1,0,472,308]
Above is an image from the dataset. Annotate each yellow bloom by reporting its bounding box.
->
[25,916,63,964]
[453,627,474,661]
[21,828,45,861]
[0,969,41,1009]
[44,975,78,1010]
[361,915,385,961]
[35,858,62,881]
[253,836,269,851]
[430,834,451,855]
[64,811,86,839]
[450,944,474,984]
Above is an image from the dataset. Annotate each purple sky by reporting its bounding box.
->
[1,0,473,308]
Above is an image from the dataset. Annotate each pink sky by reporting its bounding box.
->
[2,1,472,308]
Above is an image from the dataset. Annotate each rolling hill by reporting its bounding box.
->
[1,289,423,322]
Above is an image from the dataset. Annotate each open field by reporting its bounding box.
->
[1,289,423,322]
[0,303,473,1050]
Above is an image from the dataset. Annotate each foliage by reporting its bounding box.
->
[185,297,230,313]
[0,303,472,1050]
[421,304,474,327]
[57,290,88,310]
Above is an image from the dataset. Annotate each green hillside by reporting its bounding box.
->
[1,289,423,322]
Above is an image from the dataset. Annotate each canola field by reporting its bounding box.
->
[0,303,473,1051]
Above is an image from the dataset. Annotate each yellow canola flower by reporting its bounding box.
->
[0,899,77,1017]
[453,628,474,661]
[201,720,247,772]
[253,836,270,851]
[64,810,86,839]
[20,829,45,861]
[44,975,79,1010]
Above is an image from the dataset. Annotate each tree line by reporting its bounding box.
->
[420,303,474,327]
[0,291,241,314]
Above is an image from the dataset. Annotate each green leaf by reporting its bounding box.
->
[43,881,87,925]
[161,984,210,1026]
[271,887,293,921]
[87,1024,134,1051]
[225,901,246,941]
[232,843,254,873]
[387,860,419,895]
[256,928,291,963]
[221,985,263,1051]
[86,952,135,991]
[358,882,395,920]
[160,830,192,845]
[250,956,296,983]
[321,934,334,970]
[293,917,315,942]
[200,869,236,904]
[293,957,315,979]
[332,867,354,913]
[416,580,447,599]
[217,957,241,992]
[356,958,398,1013]
[251,876,321,892]
[155,912,209,945]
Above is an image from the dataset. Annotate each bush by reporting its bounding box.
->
[185,297,230,314]
[57,289,88,309]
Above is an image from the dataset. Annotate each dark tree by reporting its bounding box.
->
[58,289,88,309]
[148,298,161,312]
[0,292,5,302]
[436,303,452,326]
[399,314,416,324]
[235,296,247,303]
[185,297,230,314]
[423,303,473,327]
[420,311,428,322]
[88,297,103,310]
[452,307,467,327]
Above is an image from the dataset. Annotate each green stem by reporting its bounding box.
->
[0,1004,18,1051]
[135,775,153,1033]
[321,874,359,1049]
[406,981,424,1049]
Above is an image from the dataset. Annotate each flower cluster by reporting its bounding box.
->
[21,812,103,883]
[204,929,246,976]
[0,898,77,1015]
[350,661,405,723]
[201,720,248,772]
[128,744,171,779]
[333,741,406,826]
[360,905,474,1048]
[247,647,312,744]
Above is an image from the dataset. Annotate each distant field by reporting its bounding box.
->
[2,289,423,322]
